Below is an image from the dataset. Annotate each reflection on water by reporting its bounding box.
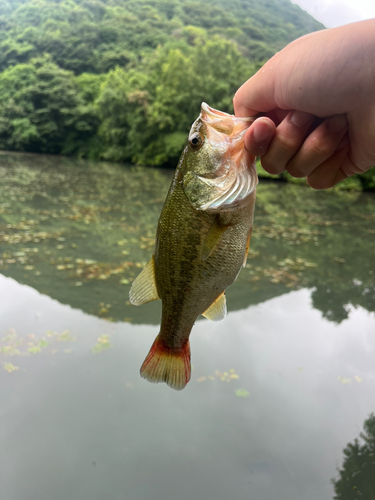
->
[1,152,375,500]
[0,151,374,325]
[333,413,375,499]
[1,274,375,500]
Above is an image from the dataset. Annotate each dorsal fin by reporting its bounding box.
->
[201,216,229,261]
[129,256,160,306]
[202,292,227,322]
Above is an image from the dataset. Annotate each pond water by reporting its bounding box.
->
[1,151,374,500]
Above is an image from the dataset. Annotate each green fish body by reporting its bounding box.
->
[130,103,257,390]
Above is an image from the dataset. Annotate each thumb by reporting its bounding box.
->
[233,59,281,117]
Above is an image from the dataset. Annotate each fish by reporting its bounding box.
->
[129,102,257,390]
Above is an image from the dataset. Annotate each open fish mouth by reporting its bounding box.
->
[200,102,255,138]
[183,103,258,212]
[201,102,254,121]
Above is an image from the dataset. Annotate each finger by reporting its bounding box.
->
[274,109,289,123]
[340,149,373,176]
[330,146,369,185]
[286,114,348,178]
[307,141,351,189]
[261,109,289,126]
[233,62,279,117]
[260,111,315,175]
[244,118,276,157]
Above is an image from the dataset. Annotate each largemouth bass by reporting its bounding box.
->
[129,103,257,390]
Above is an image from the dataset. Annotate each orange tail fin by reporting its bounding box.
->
[140,336,191,390]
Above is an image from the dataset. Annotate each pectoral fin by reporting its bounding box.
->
[129,256,160,306]
[202,292,227,322]
[243,227,252,268]
[201,217,229,261]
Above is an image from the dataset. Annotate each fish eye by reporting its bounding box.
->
[189,134,202,149]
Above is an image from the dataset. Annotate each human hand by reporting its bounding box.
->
[233,20,375,189]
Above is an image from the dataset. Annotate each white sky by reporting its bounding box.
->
[292,0,375,27]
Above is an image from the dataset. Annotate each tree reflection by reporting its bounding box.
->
[312,282,375,324]
[0,154,374,324]
[332,414,375,499]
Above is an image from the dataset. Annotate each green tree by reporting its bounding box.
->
[96,37,256,165]
[0,56,98,155]
[0,0,324,74]
[333,414,375,499]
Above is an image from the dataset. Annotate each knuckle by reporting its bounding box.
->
[307,175,333,190]
[261,156,285,175]
[307,134,338,158]
[313,141,335,157]
[286,163,307,178]
[349,149,375,174]
[275,130,299,151]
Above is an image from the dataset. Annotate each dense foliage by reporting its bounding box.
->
[0,0,373,188]
[0,0,322,74]
[0,0,323,160]
[333,414,375,499]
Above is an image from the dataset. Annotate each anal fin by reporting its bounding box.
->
[201,216,229,261]
[202,292,227,322]
[129,256,160,306]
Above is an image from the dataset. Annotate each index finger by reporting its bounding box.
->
[233,62,279,117]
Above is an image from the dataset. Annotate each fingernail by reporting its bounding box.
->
[290,110,312,127]
[253,121,271,142]
[328,114,348,133]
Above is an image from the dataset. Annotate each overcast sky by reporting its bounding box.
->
[291,0,375,27]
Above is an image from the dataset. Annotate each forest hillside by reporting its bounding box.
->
[0,0,372,189]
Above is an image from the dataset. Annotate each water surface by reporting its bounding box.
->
[1,152,375,500]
